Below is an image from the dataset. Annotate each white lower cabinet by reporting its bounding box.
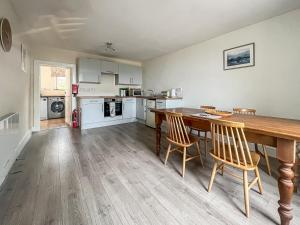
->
[123,98,136,119]
[80,97,183,130]
[80,99,104,128]
[80,97,137,129]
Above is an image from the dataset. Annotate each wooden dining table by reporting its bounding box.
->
[151,107,300,225]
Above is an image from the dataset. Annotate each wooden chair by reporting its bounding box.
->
[208,119,263,217]
[233,108,272,176]
[293,143,300,193]
[190,105,216,156]
[164,112,204,177]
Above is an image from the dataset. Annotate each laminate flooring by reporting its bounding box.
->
[0,122,299,225]
[40,118,66,130]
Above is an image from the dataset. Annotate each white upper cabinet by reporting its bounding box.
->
[101,60,118,74]
[131,66,142,85]
[116,64,142,85]
[78,58,101,83]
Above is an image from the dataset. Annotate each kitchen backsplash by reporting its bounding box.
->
[78,74,141,96]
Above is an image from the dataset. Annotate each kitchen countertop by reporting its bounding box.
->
[76,96,183,100]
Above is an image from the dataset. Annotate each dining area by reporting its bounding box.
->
[152,106,300,225]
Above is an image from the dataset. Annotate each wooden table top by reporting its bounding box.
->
[151,108,300,141]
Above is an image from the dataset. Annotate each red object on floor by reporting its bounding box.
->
[72,109,79,128]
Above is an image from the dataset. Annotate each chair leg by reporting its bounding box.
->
[182,147,187,178]
[195,142,204,167]
[204,131,208,157]
[262,145,271,176]
[208,162,218,192]
[243,170,250,218]
[220,164,224,176]
[164,144,171,165]
[255,167,263,194]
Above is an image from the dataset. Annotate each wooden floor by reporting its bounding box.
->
[40,118,66,130]
[0,123,299,225]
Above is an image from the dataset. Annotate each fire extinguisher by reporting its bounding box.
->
[72,109,80,128]
[72,84,79,95]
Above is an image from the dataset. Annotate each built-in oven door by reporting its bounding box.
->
[104,102,110,117]
[115,101,122,116]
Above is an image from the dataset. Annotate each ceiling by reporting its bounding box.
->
[9,0,300,61]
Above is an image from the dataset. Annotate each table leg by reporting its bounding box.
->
[277,138,296,225]
[155,114,162,156]
[278,161,294,225]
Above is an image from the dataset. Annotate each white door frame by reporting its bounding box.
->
[33,60,76,132]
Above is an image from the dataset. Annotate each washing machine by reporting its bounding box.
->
[48,97,65,119]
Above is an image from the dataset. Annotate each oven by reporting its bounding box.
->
[104,98,122,117]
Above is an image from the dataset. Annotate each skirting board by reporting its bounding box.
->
[0,130,32,187]
[81,118,137,130]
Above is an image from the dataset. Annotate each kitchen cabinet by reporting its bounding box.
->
[123,98,136,119]
[136,98,146,121]
[78,58,101,83]
[80,99,104,126]
[101,60,118,74]
[116,64,142,85]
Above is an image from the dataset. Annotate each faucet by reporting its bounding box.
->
[147,89,154,96]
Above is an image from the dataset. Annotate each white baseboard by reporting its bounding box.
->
[0,129,32,187]
[15,130,32,155]
[81,118,137,130]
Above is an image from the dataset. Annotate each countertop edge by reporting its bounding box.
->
[76,96,183,100]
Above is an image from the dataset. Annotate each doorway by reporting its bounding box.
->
[33,61,76,131]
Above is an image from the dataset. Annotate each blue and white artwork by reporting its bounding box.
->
[223,43,255,70]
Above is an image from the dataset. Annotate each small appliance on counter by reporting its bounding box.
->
[163,88,183,98]
[129,88,142,96]
[119,88,129,97]
[175,88,183,98]
[161,90,170,98]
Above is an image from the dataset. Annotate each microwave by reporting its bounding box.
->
[129,89,142,96]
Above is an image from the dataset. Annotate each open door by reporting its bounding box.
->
[65,68,72,126]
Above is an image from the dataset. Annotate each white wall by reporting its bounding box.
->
[0,0,32,185]
[143,9,300,120]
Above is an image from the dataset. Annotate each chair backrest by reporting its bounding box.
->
[165,112,190,145]
[201,105,216,110]
[233,108,256,115]
[210,119,254,168]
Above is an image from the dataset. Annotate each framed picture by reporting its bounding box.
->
[21,44,27,72]
[223,43,255,70]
